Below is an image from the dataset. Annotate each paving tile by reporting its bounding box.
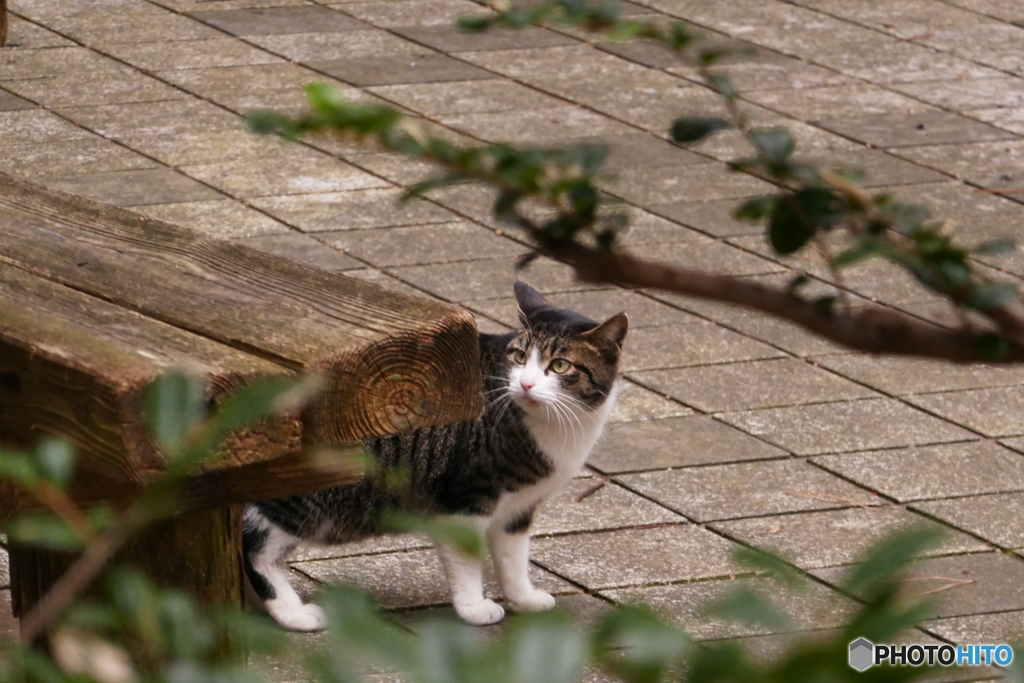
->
[588,416,787,474]
[907,386,1024,438]
[0,89,35,111]
[1,67,187,107]
[892,77,1024,113]
[392,24,575,52]
[0,591,14,640]
[814,110,1016,149]
[338,0,489,27]
[345,268,437,299]
[134,199,292,238]
[745,84,933,120]
[323,222,522,266]
[14,0,168,18]
[181,151,389,197]
[387,257,600,302]
[119,128,297,167]
[606,164,774,205]
[41,168,223,207]
[250,188,454,232]
[318,152,438,187]
[153,0,312,9]
[814,353,1024,395]
[468,289,701,330]
[0,138,159,177]
[235,233,364,271]
[895,140,1024,192]
[926,611,1024,644]
[632,358,877,413]
[188,6,363,35]
[604,575,858,640]
[812,552,1024,619]
[56,100,242,139]
[648,197,766,238]
[801,147,948,188]
[439,105,633,144]
[531,525,743,589]
[719,398,977,456]
[972,106,1024,136]
[914,493,1024,549]
[0,546,7,588]
[621,458,881,522]
[310,53,495,87]
[0,46,122,79]
[368,80,564,118]
[607,380,694,423]
[247,30,423,61]
[712,507,989,570]
[288,533,430,562]
[293,548,574,609]
[629,240,785,277]
[621,323,785,372]
[3,15,75,49]
[43,10,224,44]
[531,479,685,536]
[103,38,285,71]
[814,441,1024,502]
[0,110,94,146]
[668,52,855,93]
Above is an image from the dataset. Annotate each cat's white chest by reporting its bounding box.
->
[491,388,618,527]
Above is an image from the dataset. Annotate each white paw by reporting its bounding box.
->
[510,589,555,613]
[268,601,328,632]
[455,599,505,626]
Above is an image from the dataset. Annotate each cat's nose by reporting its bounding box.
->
[520,379,535,392]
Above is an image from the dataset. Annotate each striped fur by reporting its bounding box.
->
[243,282,627,630]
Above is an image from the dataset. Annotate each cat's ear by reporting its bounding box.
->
[583,312,629,348]
[514,281,552,321]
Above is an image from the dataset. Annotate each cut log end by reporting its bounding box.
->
[307,311,484,442]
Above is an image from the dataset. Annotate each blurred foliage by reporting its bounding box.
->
[247,0,1021,358]
[2,373,1019,682]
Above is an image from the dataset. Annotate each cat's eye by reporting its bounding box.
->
[550,359,571,374]
[511,349,528,364]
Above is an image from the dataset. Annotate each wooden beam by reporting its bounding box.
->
[0,265,301,484]
[0,172,483,445]
[0,0,7,49]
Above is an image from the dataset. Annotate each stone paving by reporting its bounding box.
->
[3,0,1024,679]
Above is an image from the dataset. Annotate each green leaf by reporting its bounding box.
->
[456,14,493,32]
[593,605,689,683]
[768,188,839,254]
[830,239,892,269]
[669,116,729,144]
[0,450,40,488]
[4,511,85,550]
[383,511,484,559]
[34,438,76,489]
[704,586,794,633]
[966,281,1019,310]
[244,109,293,136]
[706,73,737,99]
[973,237,1016,255]
[698,47,730,65]
[607,20,643,42]
[144,371,207,457]
[304,82,347,114]
[504,611,587,683]
[844,525,944,596]
[732,195,777,222]
[813,295,837,315]
[749,127,795,165]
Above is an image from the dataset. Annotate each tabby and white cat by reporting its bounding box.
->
[243,281,628,631]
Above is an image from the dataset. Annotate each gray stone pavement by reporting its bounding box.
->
[3,0,1024,678]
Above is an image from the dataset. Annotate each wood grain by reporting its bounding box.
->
[0,0,7,48]
[0,266,301,483]
[0,172,484,444]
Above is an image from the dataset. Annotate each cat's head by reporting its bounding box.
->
[505,281,628,416]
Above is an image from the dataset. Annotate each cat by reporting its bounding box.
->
[242,281,628,631]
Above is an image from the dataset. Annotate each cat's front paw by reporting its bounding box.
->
[268,601,328,632]
[455,598,505,626]
[509,589,555,613]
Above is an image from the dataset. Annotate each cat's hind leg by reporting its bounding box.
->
[243,508,327,632]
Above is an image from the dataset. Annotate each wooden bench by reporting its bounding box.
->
[0,171,483,631]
